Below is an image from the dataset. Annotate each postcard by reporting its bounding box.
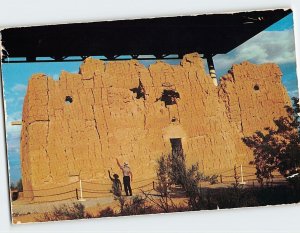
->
[0,8,299,224]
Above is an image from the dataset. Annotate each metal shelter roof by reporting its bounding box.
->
[0,9,292,63]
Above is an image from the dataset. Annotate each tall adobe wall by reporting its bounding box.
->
[219,61,291,136]
[20,53,291,199]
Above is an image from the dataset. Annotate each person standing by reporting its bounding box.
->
[116,159,133,196]
[108,170,122,197]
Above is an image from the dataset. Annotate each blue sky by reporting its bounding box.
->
[1,13,298,184]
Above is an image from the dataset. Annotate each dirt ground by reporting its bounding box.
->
[12,196,118,224]
[11,178,288,224]
[12,195,188,224]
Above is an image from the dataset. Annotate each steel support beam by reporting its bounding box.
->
[206,54,218,86]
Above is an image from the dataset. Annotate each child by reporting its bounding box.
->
[108,170,122,197]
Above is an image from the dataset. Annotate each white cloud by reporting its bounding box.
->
[8,96,24,103]
[4,111,22,156]
[5,111,22,136]
[11,84,27,93]
[288,89,299,98]
[214,29,296,74]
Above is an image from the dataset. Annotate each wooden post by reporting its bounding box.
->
[239,165,246,185]
[76,188,79,200]
[11,121,22,126]
[78,179,86,201]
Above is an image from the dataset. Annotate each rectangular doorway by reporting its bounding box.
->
[170,138,183,156]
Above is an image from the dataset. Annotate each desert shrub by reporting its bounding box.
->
[156,152,215,211]
[197,183,300,210]
[157,153,202,191]
[99,207,116,217]
[207,175,219,185]
[42,203,87,221]
[118,195,153,216]
[142,188,179,213]
[213,186,258,209]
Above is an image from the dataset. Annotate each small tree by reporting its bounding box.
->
[156,152,212,210]
[16,179,23,192]
[10,179,23,192]
[156,155,172,196]
[243,97,300,186]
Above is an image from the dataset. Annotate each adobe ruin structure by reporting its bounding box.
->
[20,53,291,200]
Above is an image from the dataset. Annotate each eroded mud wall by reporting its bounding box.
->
[20,53,291,199]
[219,61,290,136]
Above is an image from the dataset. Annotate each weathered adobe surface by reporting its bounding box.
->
[20,53,291,200]
[218,61,290,136]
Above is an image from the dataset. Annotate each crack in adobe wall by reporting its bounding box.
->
[20,92,31,196]
[28,120,50,126]
[237,97,244,134]
[45,77,53,183]
[218,77,232,121]
[91,105,101,140]
[90,88,101,140]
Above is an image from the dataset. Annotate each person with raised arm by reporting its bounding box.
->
[116,158,133,196]
[108,170,122,197]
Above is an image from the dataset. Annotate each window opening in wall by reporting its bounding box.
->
[170,138,183,156]
[159,89,180,106]
[65,96,73,104]
[130,79,146,100]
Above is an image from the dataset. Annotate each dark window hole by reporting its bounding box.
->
[159,89,180,106]
[65,96,73,104]
[254,85,260,91]
[130,79,146,100]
